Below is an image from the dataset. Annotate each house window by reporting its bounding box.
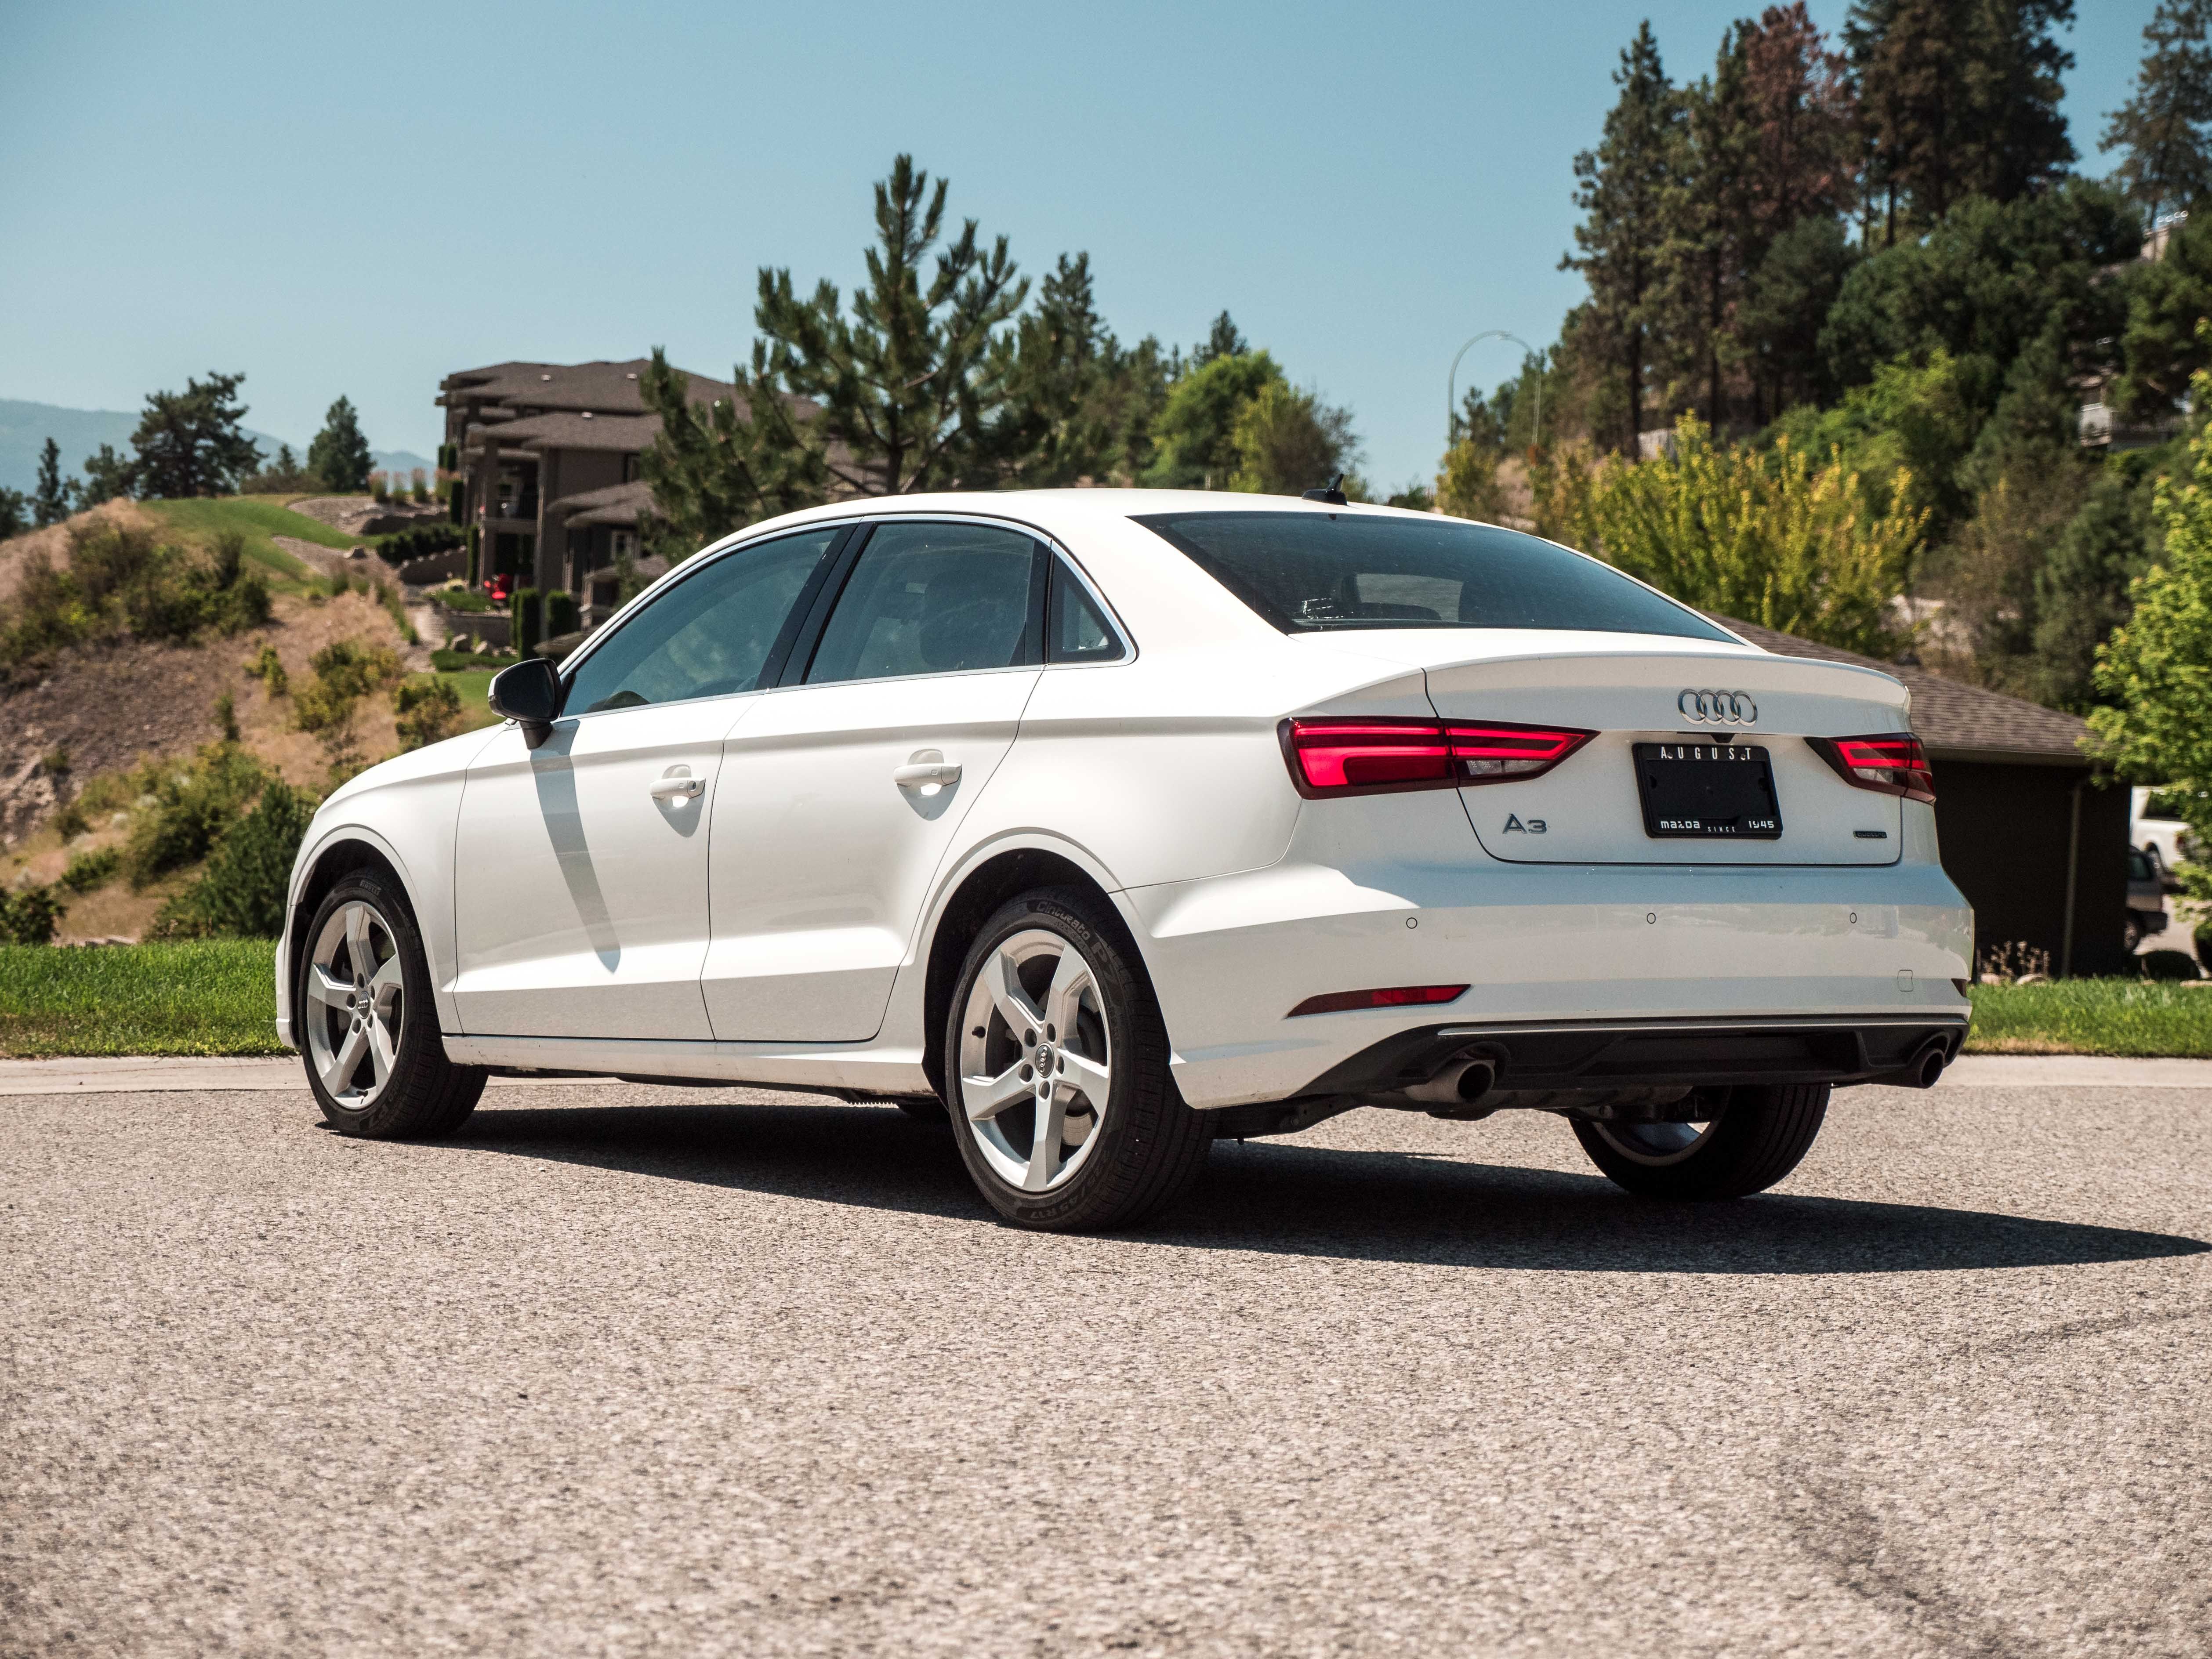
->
[621,453,640,483]
[611,530,637,562]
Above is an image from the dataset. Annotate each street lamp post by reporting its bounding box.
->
[1448,331,1542,451]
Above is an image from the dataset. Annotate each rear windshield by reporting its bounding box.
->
[1134,510,1733,641]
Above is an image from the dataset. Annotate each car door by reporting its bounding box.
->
[451,525,845,1040]
[702,518,1046,1042]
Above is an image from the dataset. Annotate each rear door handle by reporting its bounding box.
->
[893,751,962,790]
[650,768,704,800]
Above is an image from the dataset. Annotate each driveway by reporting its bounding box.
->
[4,1072,2208,1656]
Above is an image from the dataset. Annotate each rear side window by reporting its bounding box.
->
[804,522,1044,684]
[1047,558,1125,663]
[1135,510,1733,642]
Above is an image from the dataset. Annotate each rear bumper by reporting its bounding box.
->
[1296,1013,1968,1098]
[1122,792,1974,1111]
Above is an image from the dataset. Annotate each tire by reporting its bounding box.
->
[896,1097,950,1124]
[941,887,1211,1231]
[1570,1083,1829,1200]
[296,871,486,1139]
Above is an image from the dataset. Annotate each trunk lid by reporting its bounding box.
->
[1314,630,1913,866]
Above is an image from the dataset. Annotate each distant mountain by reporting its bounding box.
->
[0,399,435,495]
[373,449,437,479]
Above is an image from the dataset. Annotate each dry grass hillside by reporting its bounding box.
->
[0,502,436,943]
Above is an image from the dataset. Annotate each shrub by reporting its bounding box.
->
[1541,418,1927,656]
[0,883,66,945]
[379,524,463,565]
[449,481,464,525]
[545,589,579,639]
[466,525,481,583]
[1436,440,1506,523]
[123,743,272,887]
[394,677,463,750]
[294,637,402,735]
[515,587,544,657]
[247,644,288,696]
[41,746,70,777]
[370,471,389,502]
[215,689,239,742]
[151,779,314,939]
[1,519,272,674]
[61,847,121,893]
[411,467,430,503]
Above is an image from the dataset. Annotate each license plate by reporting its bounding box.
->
[1633,742,1782,839]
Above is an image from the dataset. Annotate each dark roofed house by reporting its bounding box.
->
[437,359,735,597]
[1724,619,2126,977]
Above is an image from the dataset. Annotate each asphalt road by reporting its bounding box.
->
[4,1079,2208,1657]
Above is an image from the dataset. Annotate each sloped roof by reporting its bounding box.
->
[551,478,654,527]
[465,411,663,454]
[1719,618,2096,766]
[438,359,735,414]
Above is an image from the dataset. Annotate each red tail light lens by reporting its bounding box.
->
[1810,733,1935,803]
[1281,718,1593,797]
[1288,984,1469,1018]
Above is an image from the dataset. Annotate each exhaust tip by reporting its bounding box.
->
[1456,1059,1496,1105]
[1913,1043,1947,1089]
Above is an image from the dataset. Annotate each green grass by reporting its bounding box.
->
[140,496,348,591]
[405,667,503,735]
[7,946,2208,1063]
[0,939,281,1057]
[431,648,517,671]
[1965,978,2212,1057]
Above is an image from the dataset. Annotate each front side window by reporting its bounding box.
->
[564,527,838,714]
[804,522,1043,685]
[1134,511,1733,642]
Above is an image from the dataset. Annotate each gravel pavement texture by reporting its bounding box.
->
[4,1079,2208,1656]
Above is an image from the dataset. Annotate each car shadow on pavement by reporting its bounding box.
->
[451,1097,2208,1274]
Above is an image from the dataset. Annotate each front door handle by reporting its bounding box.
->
[892,750,962,791]
[650,767,704,800]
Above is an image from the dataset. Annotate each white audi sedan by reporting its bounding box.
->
[278,492,1973,1229]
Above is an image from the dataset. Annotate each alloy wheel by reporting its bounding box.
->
[303,900,405,1112]
[1589,1106,1726,1167]
[957,928,1113,1193]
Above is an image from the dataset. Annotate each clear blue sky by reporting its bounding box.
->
[0,0,2159,491]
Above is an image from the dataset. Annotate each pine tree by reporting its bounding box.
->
[1193,312,1248,366]
[635,350,830,555]
[993,254,1119,487]
[129,371,262,498]
[744,154,1028,496]
[1848,0,2075,235]
[0,488,27,540]
[1566,22,1685,455]
[79,443,135,505]
[306,396,374,492]
[33,437,75,527]
[2105,0,2212,228]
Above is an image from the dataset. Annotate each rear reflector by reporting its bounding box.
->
[1287,984,1469,1018]
[1281,718,1594,797]
[1809,733,1936,804]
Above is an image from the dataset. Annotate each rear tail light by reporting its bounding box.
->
[1288,984,1469,1018]
[1809,733,1936,803]
[1280,718,1594,798]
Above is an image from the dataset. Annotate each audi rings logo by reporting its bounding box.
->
[1677,688,1759,725]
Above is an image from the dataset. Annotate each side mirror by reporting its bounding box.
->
[488,657,566,748]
